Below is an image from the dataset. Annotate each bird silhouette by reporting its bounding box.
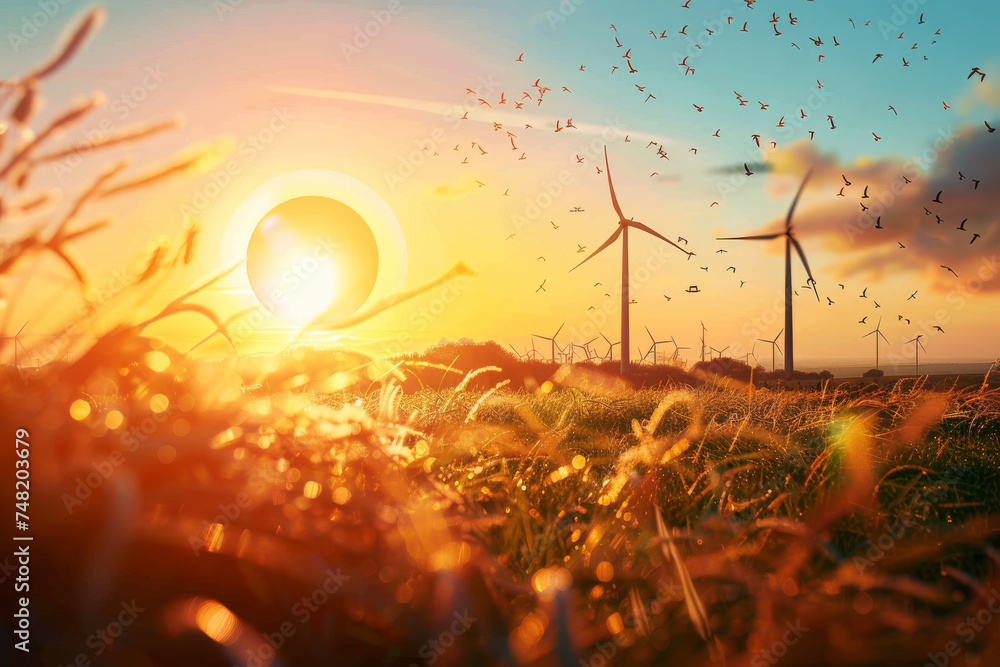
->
[941,265,958,277]
[933,191,943,203]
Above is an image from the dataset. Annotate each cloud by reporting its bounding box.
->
[754,125,1000,293]
[431,176,480,198]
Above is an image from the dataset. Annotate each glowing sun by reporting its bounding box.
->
[221,170,407,326]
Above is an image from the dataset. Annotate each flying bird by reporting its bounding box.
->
[941,265,958,277]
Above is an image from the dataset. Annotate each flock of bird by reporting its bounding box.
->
[425,3,994,361]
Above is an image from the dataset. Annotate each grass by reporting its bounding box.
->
[3,11,1000,667]
[8,348,1000,666]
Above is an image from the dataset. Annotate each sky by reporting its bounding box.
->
[2,0,999,370]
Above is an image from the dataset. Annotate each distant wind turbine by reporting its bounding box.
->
[758,328,784,372]
[1,321,31,370]
[700,321,707,363]
[906,333,926,375]
[532,322,565,363]
[710,345,731,360]
[668,336,689,363]
[600,332,620,361]
[719,172,820,372]
[645,326,672,364]
[863,316,890,370]
[570,147,692,375]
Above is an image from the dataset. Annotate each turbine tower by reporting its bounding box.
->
[719,172,820,372]
[569,147,692,376]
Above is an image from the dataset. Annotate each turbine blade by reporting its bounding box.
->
[789,237,820,301]
[628,219,690,254]
[786,169,813,231]
[718,234,783,241]
[554,322,565,339]
[645,325,655,342]
[569,224,624,272]
[878,331,890,344]
[604,146,625,221]
[14,321,28,337]
[862,331,876,338]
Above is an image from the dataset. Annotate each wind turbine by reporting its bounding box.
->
[758,328,784,372]
[533,322,565,363]
[569,147,692,375]
[669,336,690,364]
[600,332,620,361]
[710,345,731,360]
[863,316,889,370]
[1,321,31,370]
[719,172,820,372]
[700,321,707,363]
[906,334,926,375]
[645,326,672,364]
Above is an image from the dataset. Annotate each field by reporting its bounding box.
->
[7,344,1000,666]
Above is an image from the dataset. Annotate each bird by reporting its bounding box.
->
[973,179,981,189]
[875,216,883,229]
[933,191,943,203]
[986,121,996,133]
[739,280,746,288]
[843,174,852,186]
[716,249,728,254]
[859,316,868,324]
[933,326,945,334]
[515,53,524,62]
[908,290,917,300]
[860,287,868,298]
[505,234,516,240]
[958,219,967,231]
[943,101,950,109]
[692,104,704,112]
[898,241,906,248]
[536,280,546,292]
[874,301,881,309]
[969,67,986,82]
[971,233,981,244]
[827,297,835,305]
[941,265,958,277]
[744,163,754,176]
[888,105,897,115]
[872,132,881,141]
[713,129,721,137]
[550,221,559,229]
[837,187,845,197]
[873,54,884,62]
[776,116,785,127]
[537,256,546,261]
[727,266,736,273]
[862,185,869,199]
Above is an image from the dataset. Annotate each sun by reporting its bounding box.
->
[221,170,407,326]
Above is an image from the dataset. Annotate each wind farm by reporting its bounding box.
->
[2,4,999,667]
